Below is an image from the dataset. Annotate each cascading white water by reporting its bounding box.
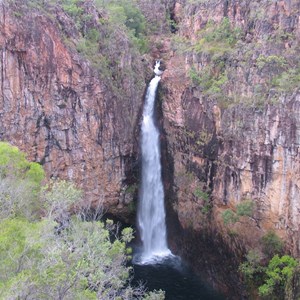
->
[137,61,171,263]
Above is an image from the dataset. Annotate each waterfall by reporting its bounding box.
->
[137,61,171,263]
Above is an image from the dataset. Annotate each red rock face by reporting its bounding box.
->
[161,0,300,261]
[0,3,145,218]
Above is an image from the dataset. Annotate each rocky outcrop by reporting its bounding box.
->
[0,1,146,219]
[159,0,300,295]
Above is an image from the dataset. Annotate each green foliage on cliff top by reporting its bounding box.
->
[103,0,146,38]
[6,0,148,95]
[60,0,148,53]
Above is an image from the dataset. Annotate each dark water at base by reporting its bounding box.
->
[132,255,225,300]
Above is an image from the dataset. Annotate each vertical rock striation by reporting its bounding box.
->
[159,0,300,295]
[0,2,146,218]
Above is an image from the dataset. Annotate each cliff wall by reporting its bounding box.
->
[160,0,300,282]
[0,1,146,218]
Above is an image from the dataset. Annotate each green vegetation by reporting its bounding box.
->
[194,188,211,214]
[240,250,299,299]
[189,65,228,101]
[193,17,241,59]
[236,200,255,217]
[271,67,300,92]
[174,11,300,108]
[239,230,298,299]
[0,141,44,186]
[0,142,45,220]
[222,200,255,225]
[258,255,298,298]
[126,184,138,195]
[0,142,165,300]
[61,0,83,18]
[194,188,209,201]
[222,209,239,225]
[239,249,265,284]
[256,55,287,71]
[186,18,241,103]
[261,231,284,258]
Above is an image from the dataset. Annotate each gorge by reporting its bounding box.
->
[0,0,300,299]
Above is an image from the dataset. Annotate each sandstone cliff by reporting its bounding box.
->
[158,0,300,295]
[0,0,147,219]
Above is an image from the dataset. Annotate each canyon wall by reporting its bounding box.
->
[1,0,300,297]
[0,1,146,219]
[160,0,300,279]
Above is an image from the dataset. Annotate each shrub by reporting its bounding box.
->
[236,200,254,217]
[239,249,265,283]
[188,65,228,100]
[0,142,44,185]
[222,200,256,226]
[261,231,284,258]
[0,142,45,220]
[41,179,82,223]
[62,0,83,18]
[256,55,287,71]
[258,255,298,298]
[222,209,239,225]
[193,17,241,59]
[0,218,160,299]
[194,188,209,201]
[194,188,211,214]
[271,67,300,92]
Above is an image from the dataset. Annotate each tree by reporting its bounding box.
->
[41,179,82,228]
[0,142,44,220]
[0,142,44,186]
[239,249,265,284]
[0,143,165,299]
[261,231,284,258]
[258,255,298,299]
[0,217,164,299]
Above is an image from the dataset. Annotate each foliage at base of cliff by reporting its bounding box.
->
[239,242,299,300]
[0,142,165,300]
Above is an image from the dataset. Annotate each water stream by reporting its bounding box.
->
[136,61,171,264]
